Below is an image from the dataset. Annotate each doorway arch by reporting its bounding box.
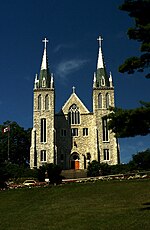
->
[70,152,80,170]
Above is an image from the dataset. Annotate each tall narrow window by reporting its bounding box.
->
[68,104,80,125]
[38,94,42,110]
[98,93,102,108]
[40,150,46,162]
[41,118,46,142]
[104,149,109,161]
[106,93,110,108]
[45,94,49,110]
[102,117,109,141]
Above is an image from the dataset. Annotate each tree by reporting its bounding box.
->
[108,0,150,138]
[46,163,62,184]
[129,148,150,170]
[108,102,150,137]
[0,121,31,165]
[87,161,111,177]
[119,0,150,79]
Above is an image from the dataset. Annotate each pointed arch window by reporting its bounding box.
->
[45,94,49,110]
[106,93,110,108]
[38,94,42,110]
[41,118,46,143]
[98,93,102,108]
[101,76,105,86]
[102,117,109,142]
[68,104,80,125]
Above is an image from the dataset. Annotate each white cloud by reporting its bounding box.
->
[55,59,89,80]
[53,43,73,53]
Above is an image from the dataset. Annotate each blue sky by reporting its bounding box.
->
[0,0,149,163]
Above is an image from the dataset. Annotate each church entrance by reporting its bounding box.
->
[70,152,80,170]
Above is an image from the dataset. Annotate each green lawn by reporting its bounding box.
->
[0,180,150,230]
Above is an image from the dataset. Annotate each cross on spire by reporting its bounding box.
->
[97,36,103,48]
[42,38,49,49]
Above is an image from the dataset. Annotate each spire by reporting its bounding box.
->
[97,36,104,69]
[94,35,109,88]
[38,37,53,88]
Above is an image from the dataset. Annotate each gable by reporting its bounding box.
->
[60,93,90,114]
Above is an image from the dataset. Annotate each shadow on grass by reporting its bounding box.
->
[139,202,150,211]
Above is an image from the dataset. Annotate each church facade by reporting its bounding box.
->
[30,36,120,169]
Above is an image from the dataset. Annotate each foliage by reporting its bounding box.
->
[37,165,47,182]
[119,0,150,78]
[87,160,111,176]
[0,121,31,165]
[108,102,150,137]
[46,163,62,184]
[129,148,150,170]
[107,1,150,138]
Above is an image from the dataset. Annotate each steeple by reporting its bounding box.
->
[93,35,109,88]
[34,38,54,89]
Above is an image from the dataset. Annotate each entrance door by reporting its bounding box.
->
[70,152,80,170]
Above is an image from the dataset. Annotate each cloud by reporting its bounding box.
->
[53,43,73,53]
[55,59,89,80]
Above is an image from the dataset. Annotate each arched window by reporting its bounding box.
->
[68,104,80,125]
[98,93,102,108]
[101,76,105,86]
[38,94,42,110]
[106,93,110,108]
[45,94,49,110]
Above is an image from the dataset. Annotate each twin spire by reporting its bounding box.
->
[34,36,113,90]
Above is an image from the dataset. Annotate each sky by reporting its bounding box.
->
[0,0,149,163]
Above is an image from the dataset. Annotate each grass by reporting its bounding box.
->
[0,180,150,230]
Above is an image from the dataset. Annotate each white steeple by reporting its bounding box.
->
[97,35,104,69]
[41,38,49,70]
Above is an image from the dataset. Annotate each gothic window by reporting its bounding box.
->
[68,104,80,125]
[45,94,49,110]
[101,76,105,86]
[83,128,88,136]
[106,93,110,108]
[38,94,42,110]
[40,150,46,162]
[102,117,109,141]
[71,128,78,136]
[41,118,46,142]
[104,149,109,161]
[98,93,102,108]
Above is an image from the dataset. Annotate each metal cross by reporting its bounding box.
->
[42,38,49,49]
[97,36,103,47]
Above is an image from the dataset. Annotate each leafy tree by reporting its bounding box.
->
[129,148,150,170]
[108,102,150,137]
[119,0,150,79]
[108,0,150,138]
[87,161,111,177]
[46,163,62,184]
[0,121,31,165]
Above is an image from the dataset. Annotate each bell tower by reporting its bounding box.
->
[93,36,119,165]
[30,38,55,168]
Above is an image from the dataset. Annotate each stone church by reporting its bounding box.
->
[30,36,120,169]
